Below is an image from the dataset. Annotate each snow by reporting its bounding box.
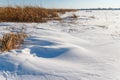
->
[0,10,120,80]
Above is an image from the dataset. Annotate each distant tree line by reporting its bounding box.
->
[80,8,120,10]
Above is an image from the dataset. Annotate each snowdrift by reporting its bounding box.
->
[0,10,120,80]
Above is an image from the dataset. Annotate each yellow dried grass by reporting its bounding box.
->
[0,32,27,52]
[69,13,78,18]
[0,6,77,22]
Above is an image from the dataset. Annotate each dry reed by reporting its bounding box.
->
[69,13,78,18]
[0,6,77,22]
[0,32,27,52]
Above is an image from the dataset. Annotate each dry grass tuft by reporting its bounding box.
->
[73,13,78,18]
[69,13,78,18]
[0,32,27,52]
[0,6,77,22]
[89,16,95,19]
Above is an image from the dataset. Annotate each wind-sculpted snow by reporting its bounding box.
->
[0,10,120,80]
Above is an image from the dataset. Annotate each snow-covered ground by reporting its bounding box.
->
[0,10,120,80]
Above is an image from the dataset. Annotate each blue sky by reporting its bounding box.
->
[0,0,120,8]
